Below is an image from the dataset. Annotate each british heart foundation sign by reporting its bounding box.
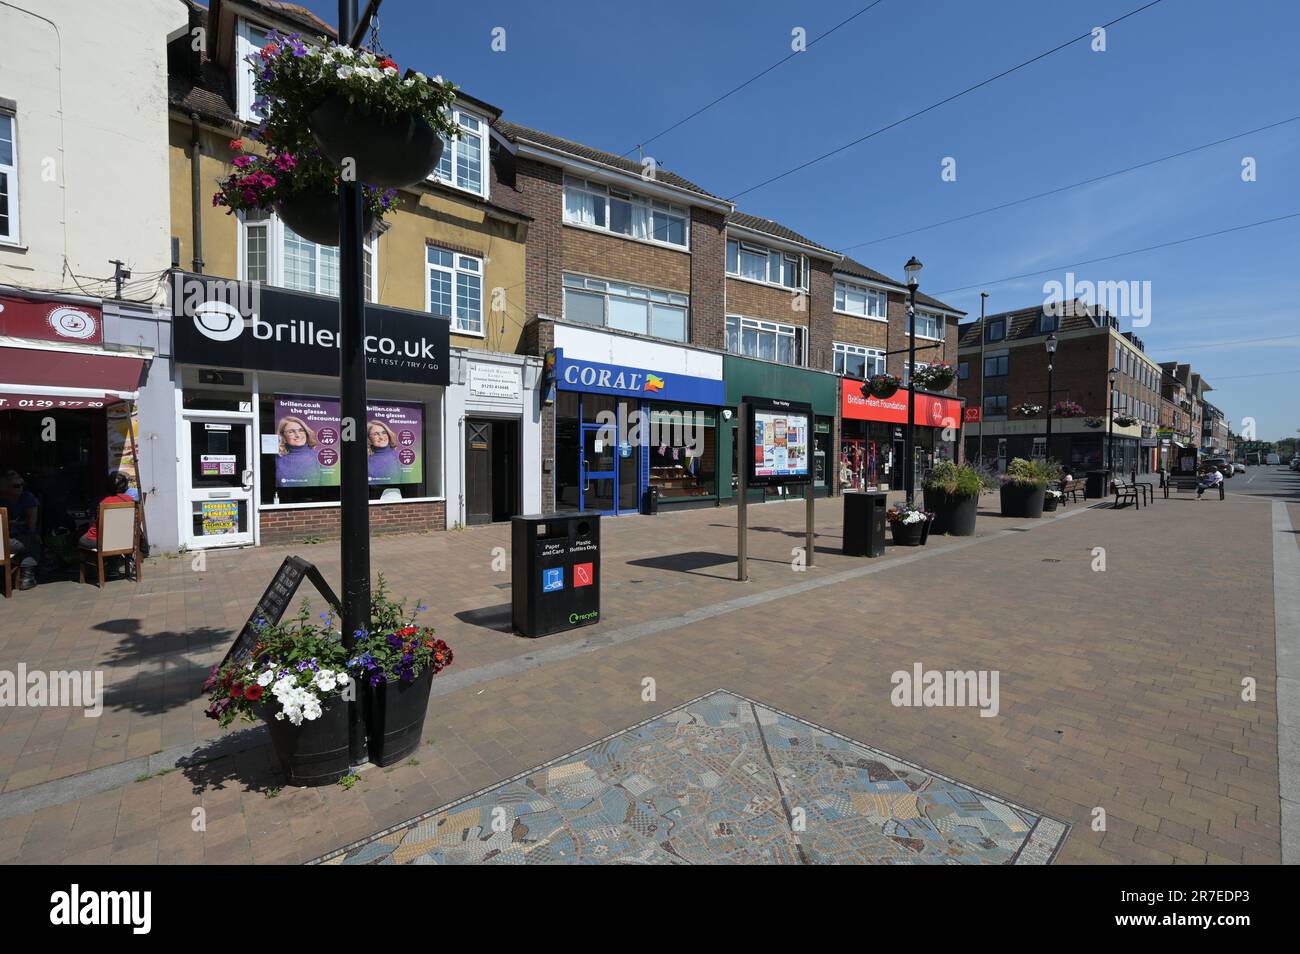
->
[841,381,961,428]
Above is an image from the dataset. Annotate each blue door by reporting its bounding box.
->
[580,423,640,514]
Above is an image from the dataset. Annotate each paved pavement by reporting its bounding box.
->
[0,483,1290,865]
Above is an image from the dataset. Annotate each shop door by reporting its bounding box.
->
[841,438,865,491]
[580,423,622,515]
[183,417,254,548]
[465,419,493,525]
[891,438,907,490]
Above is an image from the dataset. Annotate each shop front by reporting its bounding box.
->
[722,356,839,503]
[551,323,724,516]
[0,289,160,570]
[170,273,450,549]
[840,382,962,491]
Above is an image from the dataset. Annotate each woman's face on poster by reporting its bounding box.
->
[282,420,308,448]
[368,424,390,449]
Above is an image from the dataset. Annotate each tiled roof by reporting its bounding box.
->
[220,0,335,38]
[914,290,965,316]
[957,299,1105,348]
[494,119,727,204]
[836,256,965,315]
[169,61,239,125]
[728,212,838,257]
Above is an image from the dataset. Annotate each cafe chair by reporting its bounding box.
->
[0,509,19,598]
[78,501,142,589]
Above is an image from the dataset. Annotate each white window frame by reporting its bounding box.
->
[239,211,378,301]
[561,273,690,342]
[0,110,17,245]
[236,19,273,123]
[725,314,805,366]
[913,310,943,340]
[433,107,489,199]
[426,246,485,336]
[562,175,689,249]
[833,279,888,321]
[726,237,808,290]
[832,342,885,379]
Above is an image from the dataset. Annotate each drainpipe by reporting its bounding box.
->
[190,113,205,274]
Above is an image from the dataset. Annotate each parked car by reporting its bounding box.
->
[1233,462,1246,474]
[1203,457,1232,478]
[1291,457,1300,471]
[1266,453,1281,465]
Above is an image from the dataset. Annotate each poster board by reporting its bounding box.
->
[744,396,813,486]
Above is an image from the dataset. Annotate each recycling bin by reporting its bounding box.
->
[641,485,660,515]
[511,513,601,638]
[842,491,887,557]
[1085,470,1112,499]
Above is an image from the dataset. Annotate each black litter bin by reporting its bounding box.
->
[641,486,659,515]
[511,513,601,638]
[842,491,888,557]
[1085,470,1112,499]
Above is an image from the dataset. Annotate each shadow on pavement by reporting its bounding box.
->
[454,603,514,633]
[95,620,234,717]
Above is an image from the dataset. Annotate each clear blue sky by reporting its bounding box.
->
[296,0,1300,441]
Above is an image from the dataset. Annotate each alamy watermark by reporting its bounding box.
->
[1042,271,1151,327]
[0,666,104,716]
[891,663,1000,718]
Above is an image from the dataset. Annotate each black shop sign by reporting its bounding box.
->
[170,272,450,385]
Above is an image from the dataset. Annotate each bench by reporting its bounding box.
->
[1163,474,1224,500]
[1112,480,1140,509]
[1059,478,1085,502]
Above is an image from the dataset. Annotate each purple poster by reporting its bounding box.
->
[273,395,422,488]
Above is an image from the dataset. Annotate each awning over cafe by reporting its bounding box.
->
[0,345,147,410]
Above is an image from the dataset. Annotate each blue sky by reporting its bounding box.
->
[297,0,1300,440]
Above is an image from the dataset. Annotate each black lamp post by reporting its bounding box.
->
[903,256,923,504]
[977,291,988,464]
[1044,332,1058,462]
[1107,366,1118,474]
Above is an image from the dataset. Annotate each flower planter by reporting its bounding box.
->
[1000,483,1046,518]
[1043,494,1060,512]
[259,697,350,787]
[914,370,955,391]
[277,188,376,247]
[924,488,978,536]
[365,668,434,766]
[889,518,929,546]
[309,94,445,189]
[867,383,899,399]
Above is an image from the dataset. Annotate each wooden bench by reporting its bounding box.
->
[1059,478,1085,502]
[1112,480,1140,509]
[1163,474,1224,500]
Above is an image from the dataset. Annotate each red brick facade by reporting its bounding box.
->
[258,500,446,546]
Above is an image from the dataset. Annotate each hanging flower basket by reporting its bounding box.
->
[910,361,956,391]
[864,373,902,399]
[1082,416,1105,429]
[249,34,459,189]
[1012,403,1043,417]
[1052,400,1086,418]
[276,186,378,247]
[1114,415,1137,427]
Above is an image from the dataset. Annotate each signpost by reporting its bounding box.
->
[219,556,342,669]
[737,396,815,582]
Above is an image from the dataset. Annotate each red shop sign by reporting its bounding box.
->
[963,406,981,423]
[841,381,962,428]
[0,294,103,345]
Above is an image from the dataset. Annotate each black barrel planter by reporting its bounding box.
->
[924,488,978,536]
[889,518,929,547]
[1043,493,1060,512]
[308,95,444,189]
[1000,482,1046,518]
[365,668,434,767]
[277,188,376,247]
[260,698,350,787]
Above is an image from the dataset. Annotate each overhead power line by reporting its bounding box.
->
[837,115,1300,251]
[933,211,1300,296]
[620,0,891,159]
[728,0,1168,201]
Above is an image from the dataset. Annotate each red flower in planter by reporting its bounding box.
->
[229,682,245,699]
[245,684,263,701]
[378,57,398,71]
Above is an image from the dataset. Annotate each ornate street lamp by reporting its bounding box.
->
[1045,332,1058,462]
[1107,366,1119,474]
[903,256,923,504]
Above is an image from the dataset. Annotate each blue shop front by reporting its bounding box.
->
[551,323,725,516]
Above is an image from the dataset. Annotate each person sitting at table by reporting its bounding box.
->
[78,472,136,549]
[2,469,41,590]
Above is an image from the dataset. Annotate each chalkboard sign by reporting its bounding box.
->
[219,556,341,669]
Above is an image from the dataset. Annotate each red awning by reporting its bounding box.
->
[0,346,146,411]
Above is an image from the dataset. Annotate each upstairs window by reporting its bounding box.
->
[833,342,885,379]
[427,247,484,335]
[986,318,1005,342]
[563,176,688,247]
[242,211,376,300]
[562,273,689,342]
[434,108,487,197]
[236,20,272,122]
[834,280,887,320]
[913,311,942,339]
[726,315,804,365]
[0,111,17,244]
[726,238,807,289]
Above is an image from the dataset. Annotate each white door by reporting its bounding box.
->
[183,416,255,548]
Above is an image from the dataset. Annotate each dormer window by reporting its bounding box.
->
[236,19,272,122]
[986,318,1005,342]
[434,108,487,198]
[1039,312,1059,334]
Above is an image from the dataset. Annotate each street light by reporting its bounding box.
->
[977,291,988,464]
[1045,332,1058,462]
[1107,366,1119,474]
[903,256,923,505]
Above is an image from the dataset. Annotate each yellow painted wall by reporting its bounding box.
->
[168,116,528,355]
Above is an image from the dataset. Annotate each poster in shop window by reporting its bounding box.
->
[745,396,812,486]
[273,395,423,488]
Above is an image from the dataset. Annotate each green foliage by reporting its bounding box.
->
[922,461,985,498]
[1003,457,1062,488]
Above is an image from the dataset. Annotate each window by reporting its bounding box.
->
[833,342,885,379]
[1039,312,1059,334]
[726,238,807,289]
[562,274,689,342]
[236,20,272,122]
[903,362,930,387]
[913,311,942,339]
[983,395,1008,417]
[834,280,887,320]
[983,355,1009,377]
[241,212,376,300]
[726,315,804,365]
[986,319,1005,342]
[0,111,19,243]
[563,176,688,247]
[434,109,487,196]
[958,362,969,380]
[427,247,483,334]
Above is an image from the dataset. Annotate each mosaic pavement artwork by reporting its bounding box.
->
[315,689,1069,865]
